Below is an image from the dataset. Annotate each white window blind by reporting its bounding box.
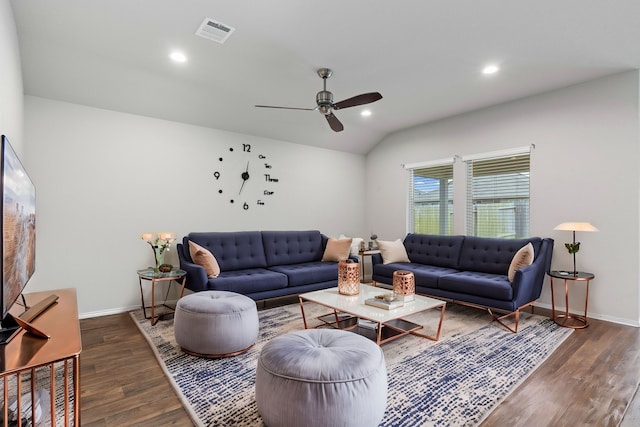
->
[465,151,530,238]
[407,161,454,235]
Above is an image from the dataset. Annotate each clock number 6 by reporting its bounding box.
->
[243,202,249,210]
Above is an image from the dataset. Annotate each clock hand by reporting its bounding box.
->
[239,161,250,194]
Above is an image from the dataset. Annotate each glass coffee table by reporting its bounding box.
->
[298,284,446,345]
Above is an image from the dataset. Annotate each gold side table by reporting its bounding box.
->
[137,268,187,325]
[358,250,380,283]
[548,270,595,329]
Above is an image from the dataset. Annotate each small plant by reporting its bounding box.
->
[564,242,580,254]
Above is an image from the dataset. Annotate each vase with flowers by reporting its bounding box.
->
[141,232,176,272]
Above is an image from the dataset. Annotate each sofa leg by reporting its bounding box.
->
[488,301,536,333]
[488,308,520,333]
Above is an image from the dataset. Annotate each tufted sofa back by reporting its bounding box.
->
[187,231,268,271]
[403,234,464,269]
[262,230,326,266]
[457,236,542,275]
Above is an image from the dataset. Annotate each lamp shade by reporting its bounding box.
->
[553,222,599,232]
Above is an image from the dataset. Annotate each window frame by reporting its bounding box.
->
[405,158,454,236]
[462,146,531,239]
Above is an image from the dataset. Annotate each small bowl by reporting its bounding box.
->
[383,293,396,302]
[158,264,173,273]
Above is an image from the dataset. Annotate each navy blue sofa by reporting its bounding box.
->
[177,230,348,300]
[371,234,554,331]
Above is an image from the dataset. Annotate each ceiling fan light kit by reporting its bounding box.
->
[255,68,382,132]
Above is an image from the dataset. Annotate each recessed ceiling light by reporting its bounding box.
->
[169,51,187,63]
[361,110,372,117]
[482,64,499,75]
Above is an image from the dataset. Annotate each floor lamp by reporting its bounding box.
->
[553,222,599,275]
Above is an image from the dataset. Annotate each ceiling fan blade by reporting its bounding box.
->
[255,105,316,111]
[332,92,382,110]
[325,112,344,132]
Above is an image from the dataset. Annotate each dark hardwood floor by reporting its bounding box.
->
[79,307,640,426]
[80,313,193,426]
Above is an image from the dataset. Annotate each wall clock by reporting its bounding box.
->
[213,143,279,210]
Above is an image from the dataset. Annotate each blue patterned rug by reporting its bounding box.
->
[131,301,572,426]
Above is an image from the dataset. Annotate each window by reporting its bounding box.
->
[465,150,530,238]
[406,160,454,235]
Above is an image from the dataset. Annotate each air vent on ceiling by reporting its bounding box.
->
[195,18,235,44]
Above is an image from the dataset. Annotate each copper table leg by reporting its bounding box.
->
[549,272,593,329]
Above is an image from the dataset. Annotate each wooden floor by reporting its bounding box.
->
[79,307,640,426]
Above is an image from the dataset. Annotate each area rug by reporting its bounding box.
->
[131,301,572,427]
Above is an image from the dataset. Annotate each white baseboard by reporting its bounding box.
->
[79,305,139,319]
[79,298,185,320]
[535,302,640,328]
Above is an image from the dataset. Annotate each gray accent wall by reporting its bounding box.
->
[24,96,366,316]
[0,1,24,154]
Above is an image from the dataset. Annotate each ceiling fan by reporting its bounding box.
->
[255,68,382,132]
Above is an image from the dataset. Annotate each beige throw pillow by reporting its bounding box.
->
[340,234,364,256]
[508,243,534,282]
[376,239,410,264]
[321,238,352,262]
[188,241,221,278]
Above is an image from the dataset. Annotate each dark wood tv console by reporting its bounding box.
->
[0,288,81,426]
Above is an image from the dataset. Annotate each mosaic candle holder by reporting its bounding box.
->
[338,259,360,295]
[393,270,415,302]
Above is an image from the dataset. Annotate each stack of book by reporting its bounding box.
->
[365,297,404,310]
[357,318,379,330]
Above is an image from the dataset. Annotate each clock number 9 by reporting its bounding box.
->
[213,171,220,180]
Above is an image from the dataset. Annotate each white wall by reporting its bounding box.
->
[366,71,640,326]
[0,0,24,154]
[24,96,366,317]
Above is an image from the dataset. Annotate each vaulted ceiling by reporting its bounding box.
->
[11,0,640,154]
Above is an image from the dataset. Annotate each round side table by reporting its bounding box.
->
[137,268,187,325]
[548,270,595,329]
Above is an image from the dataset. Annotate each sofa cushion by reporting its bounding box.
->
[188,231,268,271]
[376,239,410,264]
[508,243,534,282]
[439,271,513,301]
[269,262,339,287]
[457,237,542,275]
[262,230,325,266]
[205,268,288,294]
[340,234,364,256]
[188,241,221,278]
[321,238,352,262]
[374,262,458,289]
[403,234,464,269]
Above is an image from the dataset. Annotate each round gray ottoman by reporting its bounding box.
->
[255,329,387,427]
[174,291,259,358]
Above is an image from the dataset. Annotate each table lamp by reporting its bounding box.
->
[553,222,598,275]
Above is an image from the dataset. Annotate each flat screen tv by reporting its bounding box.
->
[0,135,36,342]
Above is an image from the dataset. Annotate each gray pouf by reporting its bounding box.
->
[174,291,259,358]
[256,329,387,427]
